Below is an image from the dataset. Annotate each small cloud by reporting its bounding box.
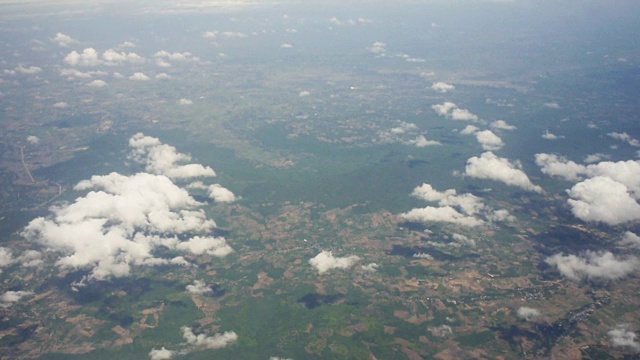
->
[407,135,441,147]
[567,176,640,225]
[298,90,310,97]
[52,32,78,47]
[608,132,640,147]
[0,247,14,268]
[87,79,106,87]
[622,231,640,248]
[465,152,543,193]
[202,31,218,38]
[154,51,199,63]
[155,73,171,79]
[361,263,379,272]
[178,98,193,105]
[460,125,479,135]
[490,120,516,130]
[118,41,136,48]
[26,135,39,144]
[102,49,145,65]
[129,72,150,81]
[149,347,174,360]
[368,41,387,55]
[15,64,42,74]
[220,31,247,38]
[546,251,639,281]
[280,43,293,48]
[584,153,608,163]
[517,307,541,321]
[186,280,212,294]
[53,101,68,108]
[431,82,455,93]
[542,130,563,140]
[609,325,640,352]
[182,326,238,349]
[544,102,560,109]
[309,251,360,274]
[64,48,101,67]
[207,184,236,203]
[432,102,478,122]
[475,130,504,151]
[1,291,33,308]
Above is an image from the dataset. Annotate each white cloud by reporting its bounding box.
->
[154,51,199,64]
[87,79,106,87]
[567,176,640,225]
[118,41,136,48]
[280,43,293,48]
[53,101,68,108]
[609,132,640,147]
[431,82,455,93]
[52,32,78,47]
[309,251,360,274]
[202,31,218,38]
[178,98,193,106]
[129,72,150,81]
[411,183,485,215]
[361,263,379,272]
[220,31,247,38]
[465,152,543,193]
[401,206,484,227]
[149,347,175,360]
[0,247,14,268]
[103,49,145,65]
[535,153,585,182]
[64,48,101,67]
[368,41,387,55]
[407,135,441,147]
[186,280,212,294]
[182,327,238,349]
[390,122,418,134]
[490,120,516,131]
[26,135,39,144]
[207,184,236,203]
[475,130,504,150]
[452,233,475,247]
[298,90,310,97]
[542,130,563,140]
[1,291,33,308]
[432,102,478,122]
[609,325,640,352]
[129,133,216,179]
[622,231,640,248]
[546,251,639,281]
[460,125,479,135]
[517,307,541,321]
[584,153,608,164]
[15,64,42,74]
[155,73,171,79]
[21,134,234,281]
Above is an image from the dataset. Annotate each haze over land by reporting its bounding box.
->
[0,0,639,359]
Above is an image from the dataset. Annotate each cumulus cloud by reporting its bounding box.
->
[460,125,479,135]
[280,43,293,48]
[517,307,541,321]
[1,291,34,308]
[401,183,513,227]
[609,132,640,147]
[182,327,238,349]
[407,135,441,147]
[0,247,14,270]
[465,152,543,193]
[431,82,455,93]
[53,101,68,108]
[298,90,310,97]
[206,184,236,203]
[129,133,216,179]
[545,251,639,281]
[21,134,234,281]
[178,98,193,105]
[378,121,439,147]
[149,347,174,360]
[52,32,78,47]
[309,251,360,274]
[609,325,640,352]
[186,280,212,294]
[15,64,42,75]
[368,41,387,55]
[87,79,106,87]
[475,130,504,150]
[535,153,585,182]
[26,135,39,144]
[567,176,640,225]
[432,102,478,122]
[103,49,145,65]
[129,72,150,81]
[544,102,560,109]
[584,153,608,164]
[361,263,379,272]
[155,73,171,79]
[622,231,640,248]
[64,48,101,66]
[542,130,563,140]
[154,51,199,65]
[490,120,516,130]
